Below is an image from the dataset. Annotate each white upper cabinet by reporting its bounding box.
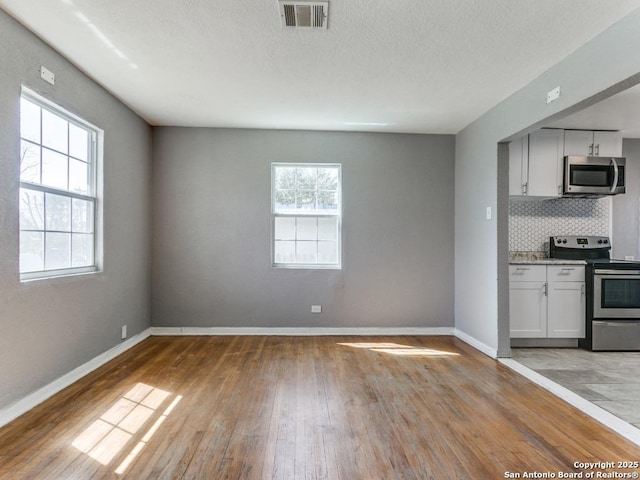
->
[509,135,528,196]
[593,131,623,157]
[509,128,622,199]
[563,130,595,156]
[526,129,564,198]
[564,130,622,157]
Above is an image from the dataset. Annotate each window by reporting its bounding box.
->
[272,163,341,268]
[19,89,100,280]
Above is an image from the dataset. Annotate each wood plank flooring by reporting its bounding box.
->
[1,336,639,479]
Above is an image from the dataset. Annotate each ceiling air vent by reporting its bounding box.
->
[278,1,328,29]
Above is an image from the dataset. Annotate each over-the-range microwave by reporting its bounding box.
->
[563,155,626,196]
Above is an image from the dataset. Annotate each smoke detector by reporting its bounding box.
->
[278,1,328,29]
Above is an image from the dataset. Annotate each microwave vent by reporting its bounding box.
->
[279,1,328,29]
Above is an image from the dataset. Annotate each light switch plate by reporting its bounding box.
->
[486,206,492,220]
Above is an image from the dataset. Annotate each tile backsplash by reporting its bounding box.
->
[509,198,610,254]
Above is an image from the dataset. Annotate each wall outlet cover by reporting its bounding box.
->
[311,305,322,314]
[121,325,127,339]
[546,86,560,104]
[40,66,55,85]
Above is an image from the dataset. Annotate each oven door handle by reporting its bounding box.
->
[594,269,640,276]
[593,321,640,328]
[610,157,619,193]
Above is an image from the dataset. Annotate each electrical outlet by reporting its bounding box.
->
[546,86,560,104]
[311,305,322,314]
[625,256,635,261]
[486,206,492,220]
[121,325,127,340]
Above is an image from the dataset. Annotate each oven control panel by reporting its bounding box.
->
[551,235,610,249]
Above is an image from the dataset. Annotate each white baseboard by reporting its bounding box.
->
[453,329,498,358]
[0,328,152,429]
[0,326,488,429]
[150,326,455,336]
[500,358,640,447]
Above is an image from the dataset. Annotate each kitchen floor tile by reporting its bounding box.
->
[512,348,640,430]
[535,368,617,385]
[562,384,610,402]
[583,383,640,401]
[593,401,640,424]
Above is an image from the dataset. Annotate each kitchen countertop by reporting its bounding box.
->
[509,252,586,265]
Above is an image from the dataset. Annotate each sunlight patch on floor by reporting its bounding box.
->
[71,383,177,470]
[337,342,460,357]
[115,394,183,475]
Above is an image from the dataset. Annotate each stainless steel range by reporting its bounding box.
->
[549,235,640,351]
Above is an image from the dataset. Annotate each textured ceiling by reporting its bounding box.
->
[1,0,640,133]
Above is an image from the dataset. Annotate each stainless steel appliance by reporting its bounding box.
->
[593,268,640,318]
[549,235,640,351]
[563,156,625,196]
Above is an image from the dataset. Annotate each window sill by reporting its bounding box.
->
[272,264,342,270]
[20,267,101,283]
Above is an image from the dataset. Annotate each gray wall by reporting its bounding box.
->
[152,128,454,329]
[0,11,152,410]
[455,8,640,356]
[612,139,640,259]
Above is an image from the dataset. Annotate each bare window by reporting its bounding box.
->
[272,163,341,268]
[19,89,100,280]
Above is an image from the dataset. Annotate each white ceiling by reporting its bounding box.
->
[547,84,640,138]
[2,0,640,134]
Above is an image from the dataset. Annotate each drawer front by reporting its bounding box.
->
[547,265,584,282]
[593,321,640,351]
[509,265,546,282]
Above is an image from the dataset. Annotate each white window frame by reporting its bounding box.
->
[271,162,342,269]
[19,88,101,281]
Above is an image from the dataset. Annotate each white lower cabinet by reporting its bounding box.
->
[509,265,585,339]
[509,281,547,337]
[547,281,585,337]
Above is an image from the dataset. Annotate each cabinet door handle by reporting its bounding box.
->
[561,267,575,272]
[581,284,585,295]
[515,267,530,271]
[542,283,548,296]
[589,144,594,155]
[595,144,600,156]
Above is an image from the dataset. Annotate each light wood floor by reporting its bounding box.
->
[1,336,639,479]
